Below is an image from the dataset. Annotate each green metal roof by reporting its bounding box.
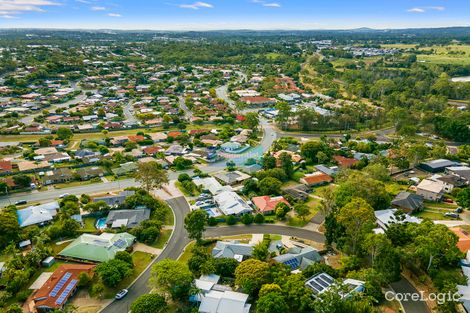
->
[59,232,135,262]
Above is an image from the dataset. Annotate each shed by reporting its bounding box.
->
[19,239,32,249]
[41,256,55,268]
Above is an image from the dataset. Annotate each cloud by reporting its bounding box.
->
[91,5,105,11]
[179,1,213,10]
[407,6,445,13]
[107,12,121,17]
[252,0,281,8]
[0,0,60,18]
[263,3,280,7]
[75,0,90,3]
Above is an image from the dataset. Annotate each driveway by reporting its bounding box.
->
[390,277,431,313]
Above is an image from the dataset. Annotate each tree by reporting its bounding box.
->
[184,209,208,242]
[56,127,73,140]
[256,292,289,313]
[134,161,169,192]
[262,155,276,170]
[275,101,291,130]
[213,258,239,278]
[226,215,237,225]
[254,213,265,224]
[456,188,470,208]
[258,177,282,195]
[259,283,282,297]
[300,141,330,164]
[302,263,338,279]
[252,241,269,261]
[38,137,51,147]
[281,274,315,312]
[131,294,167,313]
[235,259,270,295]
[0,206,20,249]
[13,174,32,188]
[244,112,260,132]
[240,213,253,225]
[96,259,133,287]
[364,163,390,182]
[275,202,289,220]
[294,203,310,221]
[77,272,91,287]
[337,197,375,255]
[115,251,133,266]
[150,259,193,300]
[279,152,294,178]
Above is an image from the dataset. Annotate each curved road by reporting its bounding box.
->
[100,196,326,313]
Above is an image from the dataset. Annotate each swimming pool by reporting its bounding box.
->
[95,218,107,230]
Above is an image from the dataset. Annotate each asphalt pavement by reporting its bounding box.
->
[100,196,190,313]
[391,277,431,313]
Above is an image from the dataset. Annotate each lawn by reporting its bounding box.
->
[385,182,408,196]
[414,206,456,221]
[81,217,97,233]
[177,241,196,264]
[291,171,305,182]
[150,229,173,249]
[102,251,153,298]
[286,196,320,227]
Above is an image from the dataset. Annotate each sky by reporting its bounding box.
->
[0,0,469,30]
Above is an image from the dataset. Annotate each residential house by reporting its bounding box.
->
[273,246,321,270]
[282,184,310,201]
[149,132,168,142]
[75,167,104,180]
[240,96,275,106]
[419,159,459,173]
[17,201,59,228]
[105,208,151,228]
[214,171,251,186]
[112,162,138,176]
[17,160,51,172]
[59,232,135,262]
[165,144,185,156]
[305,273,364,299]
[42,152,71,163]
[391,191,424,213]
[214,191,253,215]
[314,165,338,177]
[252,195,290,215]
[333,155,359,168]
[416,179,445,201]
[0,160,13,174]
[450,228,470,252]
[32,264,95,312]
[195,274,251,313]
[374,209,422,230]
[93,190,135,207]
[193,177,232,195]
[42,168,74,185]
[446,166,470,182]
[431,174,468,192]
[300,172,333,187]
[212,240,254,262]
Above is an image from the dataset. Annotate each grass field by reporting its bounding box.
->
[151,229,173,249]
[382,44,470,65]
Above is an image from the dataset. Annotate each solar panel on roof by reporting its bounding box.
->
[113,239,126,248]
[321,274,334,284]
[49,272,72,297]
[283,258,299,269]
[55,279,78,305]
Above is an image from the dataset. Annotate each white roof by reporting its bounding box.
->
[193,177,232,195]
[374,209,422,229]
[111,219,128,228]
[213,191,252,215]
[417,179,445,193]
[199,290,250,313]
[17,201,59,227]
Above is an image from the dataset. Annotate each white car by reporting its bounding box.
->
[115,289,128,300]
[59,193,70,199]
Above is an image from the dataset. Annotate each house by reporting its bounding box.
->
[214,171,251,186]
[149,132,168,142]
[17,201,59,228]
[416,179,445,201]
[272,150,302,163]
[193,177,232,195]
[450,228,470,252]
[0,160,13,174]
[75,167,104,180]
[446,166,470,182]
[220,142,243,153]
[165,144,185,156]
[32,264,95,312]
[17,160,50,172]
[240,96,275,106]
[305,273,364,299]
[273,246,321,270]
[194,274,251,313]
[252,195,290,214]
[42,152,71,163]
[214,191,253,216]
[93,190,135,207]
[242,163,263,174]
[212,240,254,262]
[374,209,421,230]
[74,149,98,159]
[314,164,338,177]
[59,232,135,262]
[432,174,468,192]
[143,146,161,156]
[391,191,424,213]
[112,162,138,176]
[419,159,459,173]
[282,184,310,201]
[300,172,333,187]
[333,155,359,168]
[42,168,74,185]
[105,208,151,228]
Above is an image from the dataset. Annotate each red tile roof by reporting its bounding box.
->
[33,264,95,311]
[143,146,161,155]
[0,160,12,172]
[333,155,359,168]
[301,172,333,186]
[167,131,182,138]
[189,129,209,135]
[252,195,290,213]
[451,228,470,252]
[240,96,275,104]
[128,135,145,142]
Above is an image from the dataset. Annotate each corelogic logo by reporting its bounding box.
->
[385,291,461,305]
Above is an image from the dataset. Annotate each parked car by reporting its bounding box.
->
[115,289,128,300]
[444,212,459,219]
[455,207,463,213]
[15,200,27,205]
[59,193,70,199]
[443,198,454,204]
